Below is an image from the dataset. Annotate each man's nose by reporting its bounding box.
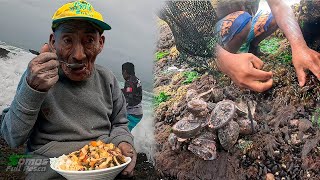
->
[72,43,86,61]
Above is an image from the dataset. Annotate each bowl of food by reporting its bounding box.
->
[50,140,131,180]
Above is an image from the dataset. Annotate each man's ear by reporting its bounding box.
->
[49,33,56,53]
[98,35,105,54]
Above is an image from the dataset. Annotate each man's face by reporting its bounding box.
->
[122,70,130,80]
[50,20,105,81]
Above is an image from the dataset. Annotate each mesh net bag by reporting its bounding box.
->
[158,1,218,58]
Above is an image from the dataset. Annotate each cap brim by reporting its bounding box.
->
[52,16,111,31]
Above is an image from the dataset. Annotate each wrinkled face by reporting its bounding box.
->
[49,20,105,81]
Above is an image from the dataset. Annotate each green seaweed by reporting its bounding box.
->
[182,71,199,84]
[154,92,170,106]
[311,108,320,128]
[260,37,292,64]
[259,37,281,55]
[278,50,292,64]
[155,51,170,61]
[300,20,305,29]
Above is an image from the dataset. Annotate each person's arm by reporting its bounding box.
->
[267,0,305,47]
[106,74,136,177]
[267,0,320,86]
[216,45,273,92]
[122,80,129,95]
[1,44,58,148]
[1,72,47,148]
[136,79,143,104]
[107,77,134,146]
[97,74,134,146]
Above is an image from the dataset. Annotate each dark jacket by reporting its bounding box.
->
[122,75,142,107]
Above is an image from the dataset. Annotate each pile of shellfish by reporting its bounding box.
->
[168,88,258,160]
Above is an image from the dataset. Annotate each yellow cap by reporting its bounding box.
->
[52,0,111,32]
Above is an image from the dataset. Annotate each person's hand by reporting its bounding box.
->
[292,45,320,87]
[216,47,273,92]
[118,142,137,177]
[26,43,59,92]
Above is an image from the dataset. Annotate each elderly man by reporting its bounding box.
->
[1,0,136,179]
[160,0,320,92]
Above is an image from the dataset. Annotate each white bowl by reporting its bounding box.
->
[50,157,131,180]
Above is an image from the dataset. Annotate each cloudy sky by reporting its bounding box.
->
[0,0,162,91]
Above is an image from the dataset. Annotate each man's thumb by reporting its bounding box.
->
[40,43,50,53]
[296,68,306,87]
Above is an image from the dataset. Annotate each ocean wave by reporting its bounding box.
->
[0,42,34,112]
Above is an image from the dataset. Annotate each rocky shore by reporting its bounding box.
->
[153,8,320,179]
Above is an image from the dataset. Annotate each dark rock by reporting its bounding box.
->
[0,47,10,58]
[271,165,279,174]
[259,166,263,176]
[279,170,286,177]
[121,153,157,180]
[299,170,303,177]
[264,166,268,174]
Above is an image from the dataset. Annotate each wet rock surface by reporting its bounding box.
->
[0,47,10,58]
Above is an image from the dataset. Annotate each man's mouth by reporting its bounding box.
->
[70,65,86,73]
